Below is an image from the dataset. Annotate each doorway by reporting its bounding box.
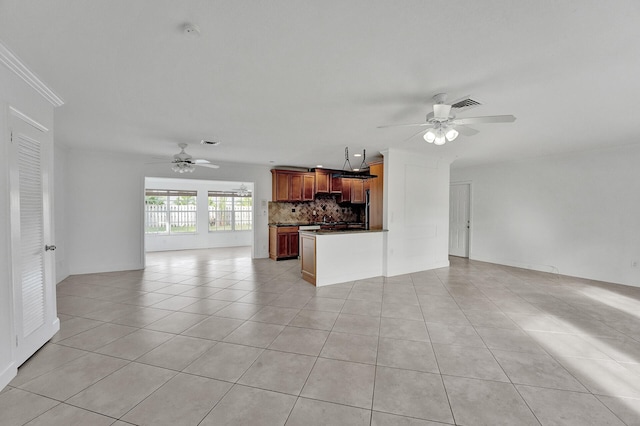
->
[143,177,255,256]
[449,182,470,258]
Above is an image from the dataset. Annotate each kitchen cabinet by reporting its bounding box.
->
[351,179,365,204]
[340,178,365,204]
[269,225,299,260]
[330,176,342,194]
[272,170,291,201]
[303,173,315,200]
[315,169,330,193]
[271,170,315,202]
[314,170,342,194]
[369,162,383,230]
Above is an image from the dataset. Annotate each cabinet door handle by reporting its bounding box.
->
[45,245,57,251]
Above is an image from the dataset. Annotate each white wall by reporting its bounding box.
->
[451,144,640,287]
[0,45,57,389]
[65,149,146,275]
[383,148,451,276]
[61,149,272,276]
[54,143,69,282]
[144,177,252,252]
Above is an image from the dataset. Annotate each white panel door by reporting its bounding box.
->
[9,109,57,366]
[449,183,470,257]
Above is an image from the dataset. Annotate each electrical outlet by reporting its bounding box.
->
[633,261,638,268]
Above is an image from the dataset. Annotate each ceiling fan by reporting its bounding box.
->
[378,93,516,145]
[167,143,220,173]
[233,183,251,196]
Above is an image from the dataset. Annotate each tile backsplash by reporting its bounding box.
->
[269,195,363,224]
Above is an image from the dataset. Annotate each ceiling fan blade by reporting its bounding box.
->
[377,123,430,129]
[196,163,220,169]
[455,125,479,136]
[193,159,211,164]
[452,115,516,125]
[401,127,431,143]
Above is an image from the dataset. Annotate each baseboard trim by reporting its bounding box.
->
[385,260,450,278]
[0,362,17,391]
[68,262,144,276]
[469,255,559,275]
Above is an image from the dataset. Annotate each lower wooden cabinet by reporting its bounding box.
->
[269,226,299,260]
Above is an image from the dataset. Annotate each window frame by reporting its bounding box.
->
[145,189,198,235]
[208,191,253,232]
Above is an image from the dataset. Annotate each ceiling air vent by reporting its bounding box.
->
[450,97,482,113]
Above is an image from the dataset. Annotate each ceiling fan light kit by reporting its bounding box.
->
[235,183,250,196]
[168,143,220,173]
[380,93,516,146]
[172,162,195,173]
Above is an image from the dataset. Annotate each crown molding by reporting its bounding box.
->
[9,106,49,132]
[0,41,65,107]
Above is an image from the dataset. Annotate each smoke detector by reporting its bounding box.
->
[183,23,201,38]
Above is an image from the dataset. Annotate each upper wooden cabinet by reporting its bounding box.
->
[330,175,342,194]
[272,170,315,202]
[273,170,291,201]
[303,174,315,200]
[315,169,330,193]
[340,178,365,204]
[272,165,381,208]
[351,179,365,204]
[290,173,303,201]
[315,169,343,195]
[369,162,384,229]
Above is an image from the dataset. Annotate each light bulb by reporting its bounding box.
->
[423,130,436,143]
[434,134,446,145]
[445,128,459,141]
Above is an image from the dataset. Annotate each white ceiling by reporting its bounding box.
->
[2,1,640,170]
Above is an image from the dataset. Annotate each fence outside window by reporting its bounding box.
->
[208,191,253,232]
[145,189,197,234]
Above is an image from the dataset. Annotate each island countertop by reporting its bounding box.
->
[299,229,385,236]
[300,229,386,286]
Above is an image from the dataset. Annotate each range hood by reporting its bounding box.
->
[322,147,378,180]
[329,170,378,180]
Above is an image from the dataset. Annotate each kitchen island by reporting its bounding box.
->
[299,229,386,286]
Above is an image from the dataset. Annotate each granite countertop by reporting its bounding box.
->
[299,229,386,235]
[269,222,365,227]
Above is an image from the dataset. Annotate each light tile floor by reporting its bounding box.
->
[3,247,640,425]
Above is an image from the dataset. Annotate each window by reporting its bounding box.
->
[145,190,197,234]
[208,191,252,231]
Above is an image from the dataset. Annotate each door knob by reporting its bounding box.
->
[45,245,56,251]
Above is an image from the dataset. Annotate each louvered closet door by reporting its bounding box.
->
[9,110,57,366]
